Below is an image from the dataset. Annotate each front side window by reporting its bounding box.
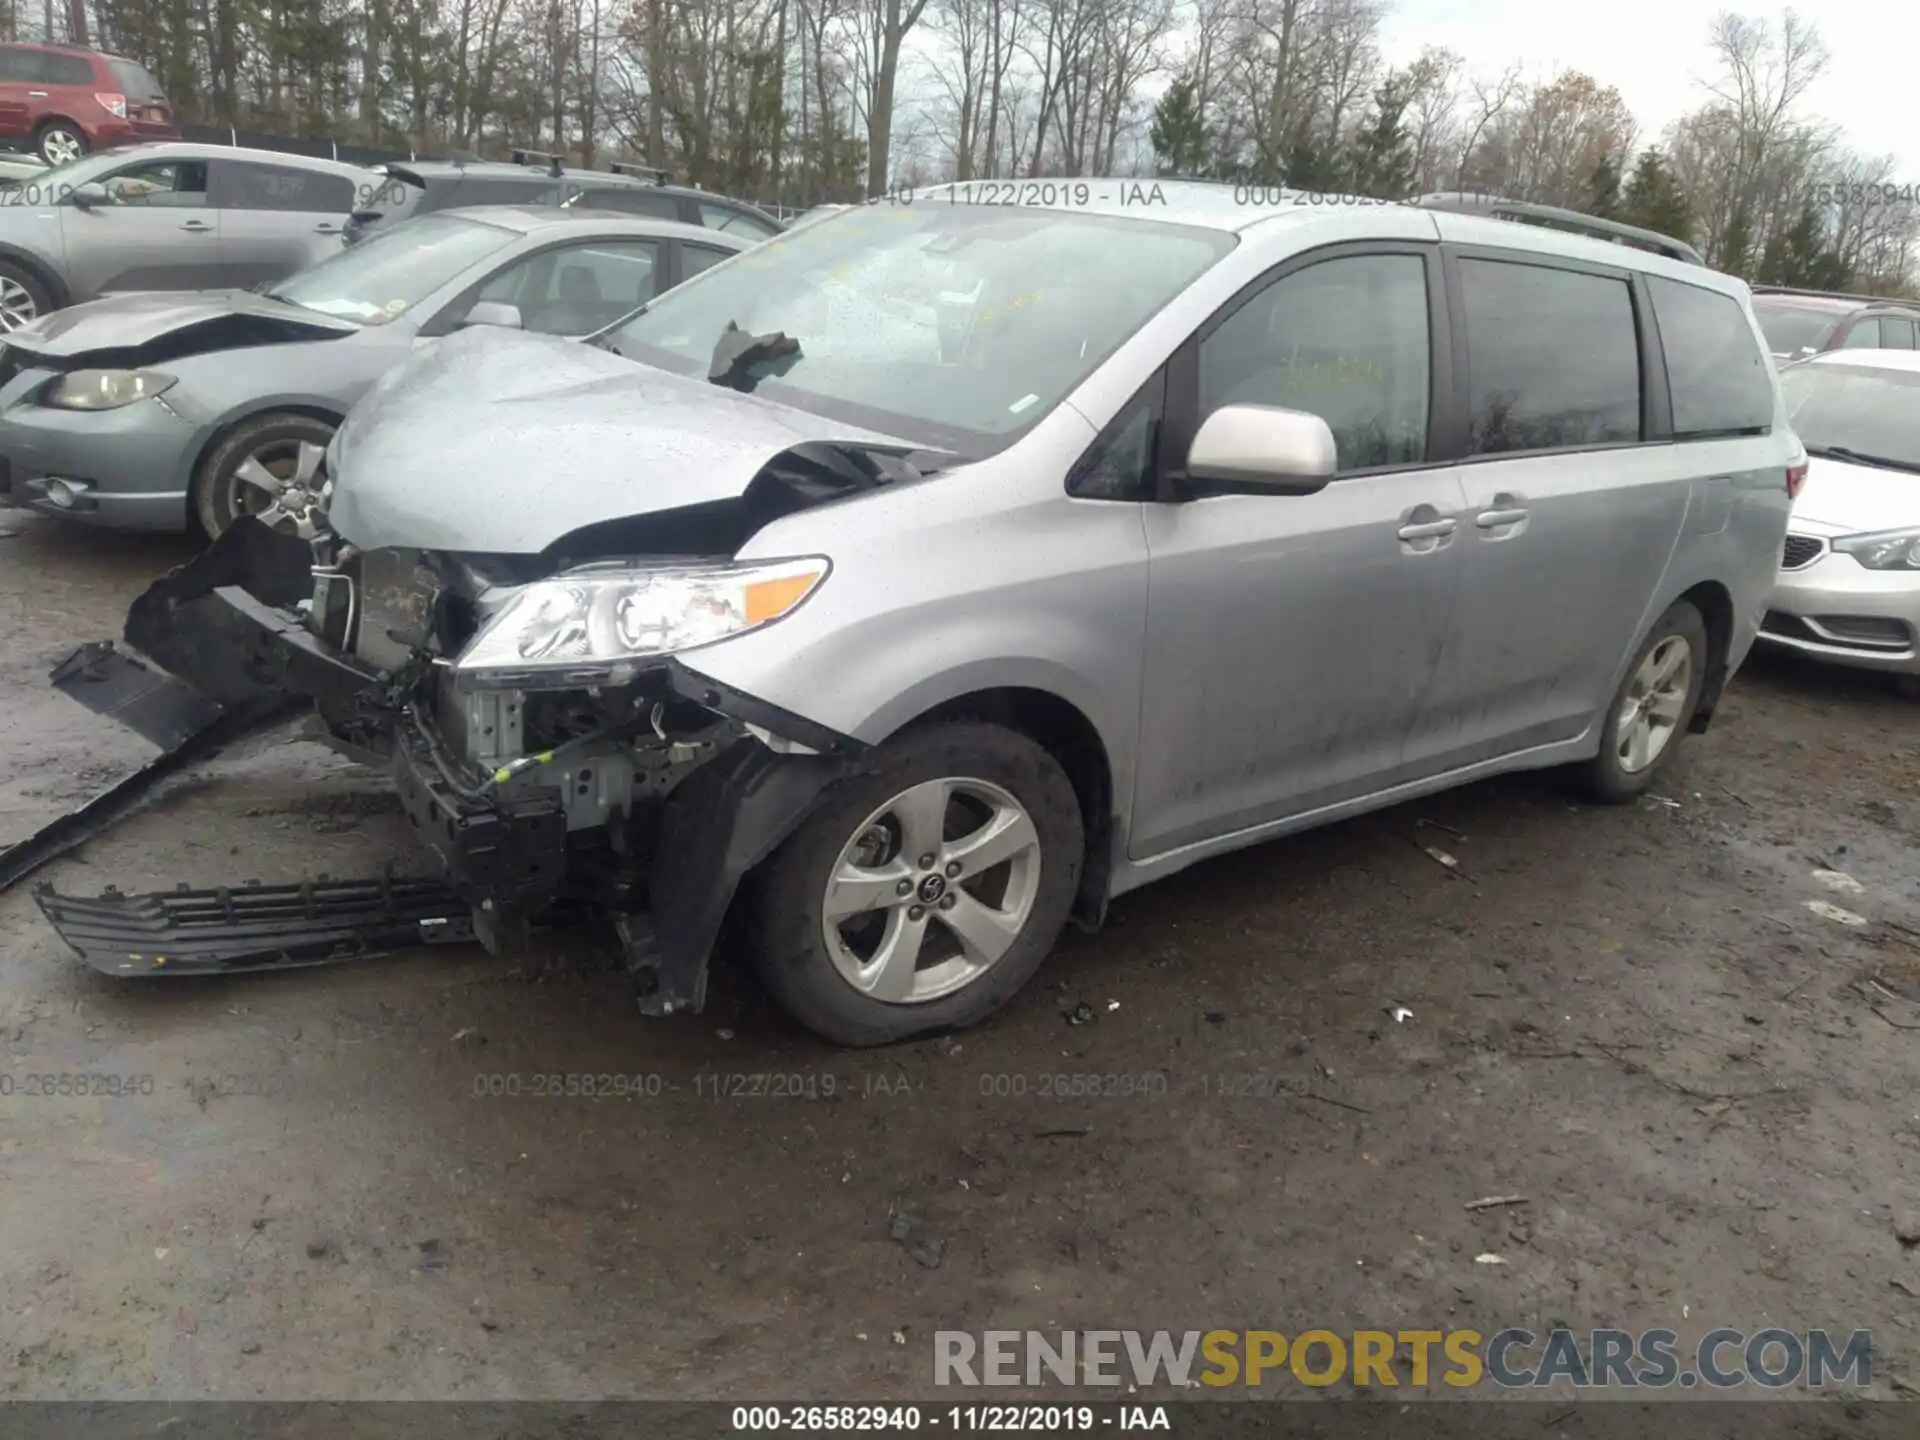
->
[0,47,38,83]
[473,239,660,335]
[1840,319,1882,349]
[268,213,518,323]
[98,160,209,208]
[1875,316,1916,349]
[683,245,733,279]
[1198,252,1429,472]
[1459,258,1640,454]
[1647,276,1773,437]
[1779,364,1920,473]
[605,204,1234,453]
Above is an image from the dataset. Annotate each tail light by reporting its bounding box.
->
[95,92,127,119]
[1786,456,1809,500]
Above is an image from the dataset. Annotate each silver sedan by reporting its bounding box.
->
[0,205,750,538]
[1764,349,1920,674]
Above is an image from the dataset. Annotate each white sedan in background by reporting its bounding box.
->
[1764,349,1920,676]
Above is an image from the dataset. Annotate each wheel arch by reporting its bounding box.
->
[1674,578,1734,733]
[892,685,1117,930]
[0,242,70,308]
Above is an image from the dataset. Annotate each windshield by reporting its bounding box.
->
[1781,363,1920,473]
[605,204,1235,451]
[1753,302,1840,357]
[269,213,518,323]
[0,148,128,193]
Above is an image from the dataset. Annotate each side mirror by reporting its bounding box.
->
[1185,404,1338,495]
[461,301,522,331]
[68,180,107,210]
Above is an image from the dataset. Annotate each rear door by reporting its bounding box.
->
[1405,247,1690,770]
[211,159,358,288]
[59,156,223,298]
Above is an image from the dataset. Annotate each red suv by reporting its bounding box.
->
[0,44,177,165]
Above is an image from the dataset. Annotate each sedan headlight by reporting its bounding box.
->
[43,369,177,410]
[1833,529,1920,571]
[452,557,830,688]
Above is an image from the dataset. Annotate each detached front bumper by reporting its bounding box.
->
[1761,547,1920,675]
[39,519,870,1014]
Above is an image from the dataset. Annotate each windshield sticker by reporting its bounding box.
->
[1009,393,1039,414]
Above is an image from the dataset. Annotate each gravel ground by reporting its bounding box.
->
[2,510,1917,1409]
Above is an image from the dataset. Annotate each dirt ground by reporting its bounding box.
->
[2,509,1918,1407]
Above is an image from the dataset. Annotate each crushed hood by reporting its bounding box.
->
[7,290,358,362]
[326,326,914,555]
[1790,454,1920,535]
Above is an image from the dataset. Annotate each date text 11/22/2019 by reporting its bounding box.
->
[728,1405,1172,1431]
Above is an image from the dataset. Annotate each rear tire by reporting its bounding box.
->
[1578,600,1709,804]
[35,121,86,166]
[747,721,1084,1046]
[191,412,337,544]
[0,259,51,331]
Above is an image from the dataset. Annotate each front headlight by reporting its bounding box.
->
[452,557,830,688]
[43,369,177,410]
[1833,529,1920,571]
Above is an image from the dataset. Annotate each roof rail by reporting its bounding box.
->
[1749,284,1920,309]
[608,160,672,185]
[510,147,565,177]
[1409,191,1705,267]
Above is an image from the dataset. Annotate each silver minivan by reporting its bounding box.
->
[43,184,1797,1046]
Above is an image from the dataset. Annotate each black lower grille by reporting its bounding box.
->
[1781,534,1824,569]
[1814,615,1912,650]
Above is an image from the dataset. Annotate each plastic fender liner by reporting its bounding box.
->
[630,733,872,1016]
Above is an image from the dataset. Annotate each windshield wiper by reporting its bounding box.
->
[708,320,801,393]
[1805,445,1920,475]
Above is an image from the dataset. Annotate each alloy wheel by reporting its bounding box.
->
[40,129,82,165]
[820,776,1043,1004]
[0,276,39,331]
[1615,635,1692,774]
[228,438,331,539]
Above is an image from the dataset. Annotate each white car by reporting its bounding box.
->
[1765,349,1920,675]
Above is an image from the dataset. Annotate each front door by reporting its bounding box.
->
[1130,245,1467,859]
[58,158,224,298]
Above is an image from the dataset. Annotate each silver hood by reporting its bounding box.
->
[327,326,910,554]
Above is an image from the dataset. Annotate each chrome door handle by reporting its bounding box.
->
[1397,518,1458,541]
[178,219,212,232]
[313,222,340,234]
[1476,508,1530,528]
[27,90,47,98]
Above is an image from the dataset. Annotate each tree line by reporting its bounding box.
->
[3,0,1913,291]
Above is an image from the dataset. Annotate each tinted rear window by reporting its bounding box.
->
[448,178,563,208]
[45,52,94,85]
[1647,278,1774,437]
[107,59,165,100]
[1458,257,1642,454]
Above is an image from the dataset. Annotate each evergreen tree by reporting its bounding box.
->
[1719,205,1754,279]
[1280,126,1344,192]
[1346,76,1415,199]
[1618,147,1694,246]
[1588,152,1621,218]
[1150,73,1211,178]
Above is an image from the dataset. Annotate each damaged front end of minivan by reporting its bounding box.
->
[30,392,937,1014]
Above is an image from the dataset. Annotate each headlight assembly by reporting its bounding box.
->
[42,369,177,410]
[452,557,829,688]
[1833,529,1920,571]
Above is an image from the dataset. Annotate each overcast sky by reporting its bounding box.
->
[1379,0,1915,176]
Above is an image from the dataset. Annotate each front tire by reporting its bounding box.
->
[191,412,337,543]
[748,721,1084,1046]
[0,260,51,331]
[1579,599,1709,803]
[35,121,86,166]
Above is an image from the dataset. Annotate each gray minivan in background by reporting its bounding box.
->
[46,185,1798,1046]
